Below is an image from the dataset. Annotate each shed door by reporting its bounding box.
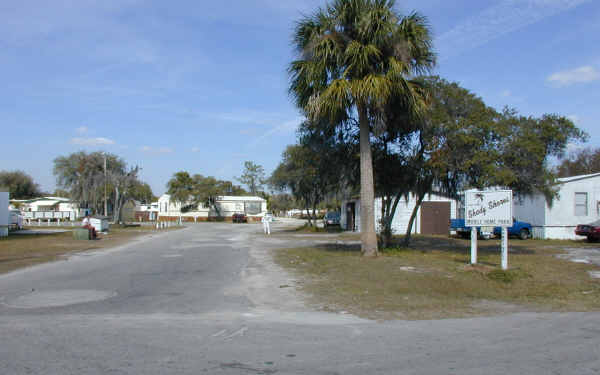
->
[420,201,451,235]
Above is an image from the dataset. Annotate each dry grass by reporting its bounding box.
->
[0,226,175,274]
[273,235,600,320]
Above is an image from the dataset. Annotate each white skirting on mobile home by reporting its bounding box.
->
[514,173,600,240]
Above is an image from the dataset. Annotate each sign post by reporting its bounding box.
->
[465,190,513,268]
[470,226,478,264]
[501,227,508,270]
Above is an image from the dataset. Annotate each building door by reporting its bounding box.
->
[420,201,451,235]
[346,202,356,231]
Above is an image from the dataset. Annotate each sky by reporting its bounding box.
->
[1,0,599,195]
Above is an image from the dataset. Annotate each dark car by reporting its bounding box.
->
[323,211,340,228]
[232,213,247,223]
[575,220,600,242]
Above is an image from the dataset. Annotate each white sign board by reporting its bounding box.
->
[465,190,513,227]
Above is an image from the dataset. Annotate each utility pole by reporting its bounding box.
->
[104,153,107,217]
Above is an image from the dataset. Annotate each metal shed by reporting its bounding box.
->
[90,216,110,232]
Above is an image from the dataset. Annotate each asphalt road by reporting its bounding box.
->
[1,221,599,375]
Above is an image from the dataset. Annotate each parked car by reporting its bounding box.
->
[493,218,532,240]
[450,218,493,240]
[575,220,600,242]
[323,211,341,228]
[232,213,247,223]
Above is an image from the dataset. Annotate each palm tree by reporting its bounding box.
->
[289,0,435,256]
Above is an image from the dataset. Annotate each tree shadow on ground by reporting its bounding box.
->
[385,235,537,255]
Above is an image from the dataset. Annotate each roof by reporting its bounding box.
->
[29,200,61,206]
[557,172,600,184]
[16,196,73,204]
[90,215,110,220]
[217,195,265,202]
[159,194,265,203]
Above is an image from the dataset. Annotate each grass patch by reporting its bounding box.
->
[0,226,172,274]
[273,235,600,320]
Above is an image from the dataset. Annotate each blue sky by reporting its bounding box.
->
[2,0,599,195]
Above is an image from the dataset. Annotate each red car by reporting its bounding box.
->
[575,220,600,242]
[232,213,247,223]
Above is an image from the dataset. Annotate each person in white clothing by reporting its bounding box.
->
[261,214,271,235]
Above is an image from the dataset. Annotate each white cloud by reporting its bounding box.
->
[436,0,591,60]
[70,137,115,146]
[501,90,512,98]
[191,147,200,152]
[140,146,173,154]
[214,110,287,127]
[249,116,304,148]
[75,126,88,134]
[547,66,600,87]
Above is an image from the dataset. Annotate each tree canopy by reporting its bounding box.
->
[166,172,247,215]
[555,147,600,178]
[0,170,41,199]
[53,151,148,221]
[237,161,266,195]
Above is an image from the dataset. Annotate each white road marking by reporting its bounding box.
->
[223,326,248,340]
[211,329,228,337]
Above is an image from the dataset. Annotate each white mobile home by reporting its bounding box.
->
[157,194,267,222]
[341,193,458,235]
[18,197,80,221]
[514,173,600,240]
[0,192,8,237]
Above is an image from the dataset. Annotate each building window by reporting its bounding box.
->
[575,192,588,216]
[244,202,261,215]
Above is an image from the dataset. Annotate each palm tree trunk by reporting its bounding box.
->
[358,105,378,256]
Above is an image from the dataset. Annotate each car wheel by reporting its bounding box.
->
[519,229,529,240]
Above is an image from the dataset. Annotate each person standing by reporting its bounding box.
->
[261,214,271,235]
[82,214,97,239]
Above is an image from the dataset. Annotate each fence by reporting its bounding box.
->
[23,211,75,220]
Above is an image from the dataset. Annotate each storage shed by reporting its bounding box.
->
[0,192,8,237]
[513,173,600,239]
[90,216,110,232]
[341,193,458,235]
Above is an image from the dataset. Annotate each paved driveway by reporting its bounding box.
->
[0,221,599,374]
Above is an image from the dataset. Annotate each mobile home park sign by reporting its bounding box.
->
[465,190,513,227]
